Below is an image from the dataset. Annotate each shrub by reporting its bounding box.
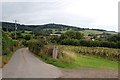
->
[61,30,84,40]
[28,39,44,55]
[24,35,31,40]
[2,32,14,55]
[22,40,28,47]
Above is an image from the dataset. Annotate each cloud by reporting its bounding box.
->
[1,0,119,31]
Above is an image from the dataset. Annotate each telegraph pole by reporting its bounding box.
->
[7,26,8,32]
[15,20,17,40]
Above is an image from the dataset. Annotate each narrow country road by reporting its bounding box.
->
[2,48,62,78]
[2,48,118,78]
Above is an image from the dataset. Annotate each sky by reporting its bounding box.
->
[1,0,120,32]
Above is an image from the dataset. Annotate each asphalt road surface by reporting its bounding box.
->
[2,48,118,79]
[2,48,62,78]
[61,68,118,78]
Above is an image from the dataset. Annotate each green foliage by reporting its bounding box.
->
[61,30,84,40]
[24,35,31,40]
[16,32,23,39]
[9,32,15,39]
[79,40,118,48]
[59,30,118,48]
[2,32,21,65]
[28,39,44,55]
[61,39,79,46]
[107,34,120,42]
[49,36,61,43]
[61,38,118,48]
[2,32,14,55]
[22,40,28,47]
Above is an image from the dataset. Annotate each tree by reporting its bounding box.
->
[24,35,31,40]
[61,30,84,40]
[107,34,120,42]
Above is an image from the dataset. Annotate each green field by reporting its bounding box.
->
[43,29,117,35]
[80,30,103,35]
[43,28,66,34]
[79,30,117,36]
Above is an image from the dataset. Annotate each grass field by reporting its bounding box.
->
[79,30,117,35]
[43,29,117,35]
[80,30,103,35]
[39,45,118,70]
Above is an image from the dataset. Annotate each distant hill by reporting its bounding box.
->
[1,22,106,31]
[1,22,117,35]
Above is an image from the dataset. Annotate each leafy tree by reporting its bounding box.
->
[107,34,120,42]
[61,30,84,40]
[24,35,31,40]
[28,39,45,55]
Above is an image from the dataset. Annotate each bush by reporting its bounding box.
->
[61,30,84,40]
[24,35,31,40]
[2,32,23,66]
[2,32,14,55]
[28,39,44,55]
[49,36,61,43]
[22,40,28,47]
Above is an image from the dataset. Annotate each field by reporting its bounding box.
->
[79,30,117,35]
[80,30,103,35]
[38,45,118,70]
[44,29,117,35]
[43,28,66,34]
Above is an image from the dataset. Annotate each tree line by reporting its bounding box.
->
[50,30,120,48]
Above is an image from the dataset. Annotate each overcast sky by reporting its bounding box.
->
[1,0,120,31]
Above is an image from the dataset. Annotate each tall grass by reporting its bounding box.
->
[59,45,119,61]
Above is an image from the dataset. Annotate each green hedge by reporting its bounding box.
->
[28,39,44,55]
[2,32,22,65]
[2,32,14,55]
[61,39,119,48]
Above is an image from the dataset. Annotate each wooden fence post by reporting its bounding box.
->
[52,46,58,59]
